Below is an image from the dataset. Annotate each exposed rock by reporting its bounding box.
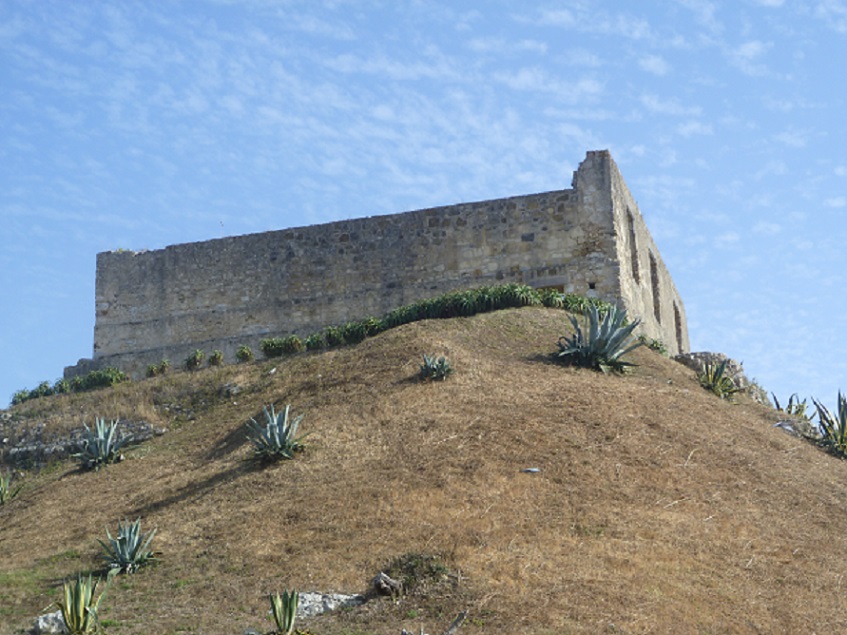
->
[1,419,165,469]
[33,610,66,634]
[673,351,746,385]
[297,591,366,617]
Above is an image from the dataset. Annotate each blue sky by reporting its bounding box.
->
[1,1,845,410]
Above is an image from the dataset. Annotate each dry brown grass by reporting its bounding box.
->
[2,306,847,634]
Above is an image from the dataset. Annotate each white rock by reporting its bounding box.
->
[33,611,66,634]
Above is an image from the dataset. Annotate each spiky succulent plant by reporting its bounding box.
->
[813,392,847,457]
[420,354,453,381]
[269,589,299,635]
[73,418,131,471]
[98,517,157,574]
[698,360,741,400]
[55,575,109,635]
[554,304,643,373]
[246,404,308,461]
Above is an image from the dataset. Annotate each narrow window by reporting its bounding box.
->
[650,252,661,323]
[674,302,683,353]
[626,209,640,284]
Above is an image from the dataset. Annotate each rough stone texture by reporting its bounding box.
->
[33,611,66,634]
[297,591,366,617]
[65,150,688,380]
[674,352,747,386]
[1,418,163,469]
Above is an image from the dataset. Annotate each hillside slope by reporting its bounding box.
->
[2,307,846,634]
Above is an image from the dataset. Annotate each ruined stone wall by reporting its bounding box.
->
[607,159,690,354]
[66,150,687,379]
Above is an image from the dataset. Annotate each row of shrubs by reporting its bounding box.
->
[9,284,613,407]
[10,367,129,406]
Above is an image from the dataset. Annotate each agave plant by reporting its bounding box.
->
[773,392,809,419]
[554,304,643,373]
[55,575,109,635]
[98,517,157,574]
[269,589,299,635]
[0,472,22,505]
[73,418,132,471]
[813,392,847,456]
[420,354,453,381]
[246,404,308,461]
[698,360,741,400]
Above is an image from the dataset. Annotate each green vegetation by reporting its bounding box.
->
[269,589,299,635]
[698,360,741,400]
[8,284,622,407]
[638,334,668,356]
[146,359,171,378]
[0,472,22,505]
[98,518,157,574]
[185,349,205,371]
[11,368,129,406]
[773,392,809,419]
[419,354,453,381]
[260,335,304,358]
[73,418,132,471]
[554,304,643,373]
[236,345,254,363]
[813,392,847,457]
[56,575,110,635]
[245,404,308,461]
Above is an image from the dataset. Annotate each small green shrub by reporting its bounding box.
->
[554,304,643,373]
[98,518,157,574]
[539,288,565,308]
[246,404,309,461]
[561,293,614,316]
[53,378,71,394]
[304,332,327,351]
[236,345,254,363]
[146,359,171,378]
[70,367,129,392]
[637,335,668,356]
[260,335,304,358]
[208,350,224,366]
[55,574,109,635]
[185,349,205,370]
[73,418,132,471]
[420,354,453,381]
[773,392,809,418]
[0,472,22,505]
[269,589,299,635]
[322,326,346,347]
[698,360,741,400]
[813,392,847,457]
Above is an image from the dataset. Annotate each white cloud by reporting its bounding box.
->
[729,39,772,75]
[639,54,670,75]
[717,231,741,246]
[640,94,701,116]
[753,0,785,6]
[773,129,808,147]
[835,166,847,176]
[754,160,788,179]
[468,38,548,55]
[677,120,713,136]
[564,49,604,67]
[825,196,847,208]
[753,221,782,234]
[815,0,847,33]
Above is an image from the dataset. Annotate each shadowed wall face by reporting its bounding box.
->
[68,150,687,380]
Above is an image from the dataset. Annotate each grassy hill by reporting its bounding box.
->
[2,306,846,634]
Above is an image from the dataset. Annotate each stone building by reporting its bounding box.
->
[65,150,688,379]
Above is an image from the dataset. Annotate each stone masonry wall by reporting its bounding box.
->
[66,150,688,380]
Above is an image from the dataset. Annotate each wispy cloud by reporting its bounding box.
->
[825,196,847,208]
[815,0,847,33]
[728,39,772,75]
[639,54,670,75]
[754,221,782,234]
[640,94,701,116]
[677,120,713,136]
[773,128,808,147]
